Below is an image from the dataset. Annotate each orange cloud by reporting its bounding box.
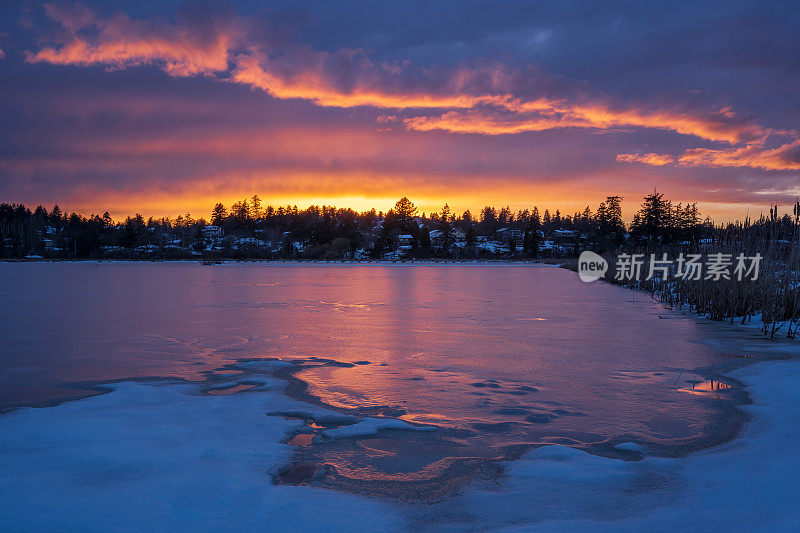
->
[28,3,241,75]
[229,52,510,109]
[619,138,800,171]
[405,101,769,144]
[615,153,677,166]
[677,139,800,171]
[29,3,519,109]
[26,2,798,174]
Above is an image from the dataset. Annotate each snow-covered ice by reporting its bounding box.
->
[0,380,404,532]
[413,359,800,531]
[2,263,799,530]
[323,417,435,438]
[612,442,645,452]
[1,358,800,530]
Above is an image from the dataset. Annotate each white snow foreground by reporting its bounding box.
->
[419,359,800,531]
[0,380,405,532]
[2,359,799,531]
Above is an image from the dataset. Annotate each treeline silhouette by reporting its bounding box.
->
[6,193,800,337]
[0,193,795,261]
[576,196,800,339]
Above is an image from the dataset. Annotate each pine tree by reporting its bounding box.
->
[211,203,227,225]
[631,191,669,243]
[477,206,495,234]
[231,199,250,222]
[440,204,452,253]
[250,195,262,220]
[498,206,512,226]
[527,207,541,256]
[393,197,417,232]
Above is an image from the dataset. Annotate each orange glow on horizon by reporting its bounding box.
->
[54,189,775,226]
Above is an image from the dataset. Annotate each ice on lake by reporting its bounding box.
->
[0,262,769,529]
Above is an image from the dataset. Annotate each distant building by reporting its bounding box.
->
[397,234,413,246]
[551,229,580,254]
[451,228,467,241]
[236,237,268,248]
[135,244,159,253]
[496,228,524,242]
[429,228,467,247]
[202,225,223,238]
[553,229,577,242]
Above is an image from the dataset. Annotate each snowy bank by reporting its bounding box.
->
[0,380,405,532]
[2,354,799,530]
[413,358,800,530]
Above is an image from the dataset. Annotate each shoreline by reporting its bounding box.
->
[0,257,560,265]
[1,298,790,497]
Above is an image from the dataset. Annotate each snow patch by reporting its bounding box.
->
[613,442,645,452]
[324,417,435,438]
[0,381,404,531]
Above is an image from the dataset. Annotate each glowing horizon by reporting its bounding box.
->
[40,193,785,226]
[1,1,798,223]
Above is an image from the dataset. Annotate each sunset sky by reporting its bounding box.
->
[1,1,799,221]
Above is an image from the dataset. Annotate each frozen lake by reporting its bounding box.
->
[0,262,742,497]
